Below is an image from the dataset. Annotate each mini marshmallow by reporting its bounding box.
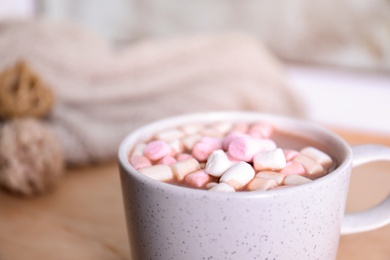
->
[230,123,249,133]
[253,148,286,171]
[293,154,326,179]
[155,129,185,142]
[248,122,273,139]
[158,156,177,166]
[129,155,152,170]
[284,174,312,185]
[184,170,213,188]
[280,161,306,175]
[205,182,218,189]
[199,127,224,137]
[171,158,201,181]
[205,150,234,177]
[200,136,222,150]
[255,171,286,185]
[192,142,215,161]
[211,122,233,135]
[228,136,277,162]
[222,132,245,151]
[180,124,203,135]
[300,146,333,168]
[143,140,172,161]
[181,134,202,150]
[209,182,236,192]
[131,143,147,156]
[247,177,278,191]
[220,161,255,190]
[168,139,185,155]
[138,164,173,182]
[283,149,300,161]
[176,153,193,162]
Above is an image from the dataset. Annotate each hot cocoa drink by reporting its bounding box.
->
[127,121,336,192]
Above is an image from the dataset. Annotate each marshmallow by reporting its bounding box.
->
[280,161,306,175]
[293,154,326,179]
[205,150,234,177]
[255,171,286,185]
[283,149,300,161]
[209,182,236,192]
[221,132,245,151]
[300,146,333,168]
[168,139,185,155]
[220,161,255,190]
[211,122,233,135]
[253,148,286,171]
[155,129,185,142]
[284,174,312,185]
[248,122,273,139]
[230,123,249,133]
[181,134,202,150]
[138,164,173,182]
[247,177,278,191]
[228,136,276,162]
[184,170,213,188]
[143,140,172,161]
[131,143,147,156]
[129,155,152,170]
[158,156,177,166]
[180,124,203,135]
[176,153,193,162]
[171,158,201,181]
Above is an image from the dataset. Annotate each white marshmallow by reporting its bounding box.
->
[131,143,147,156]
[255,171,286,185]
[155,129,184,142]
[220,161,255,190]
[170,158,201,181]
[284,174,312,185]
[293,154,326,179]
[253,148,286,171]
[138,165,173,182]
[205,150,234,177]
[180,124,203,135]
[300,146,333,168]
[247,177,278,191]
[168,139,185,154]
[209,182,236,192]
[181,134,202,150]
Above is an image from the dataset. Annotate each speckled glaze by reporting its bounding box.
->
[118,112,390,260]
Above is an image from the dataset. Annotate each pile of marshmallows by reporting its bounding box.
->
[128,121,335,192]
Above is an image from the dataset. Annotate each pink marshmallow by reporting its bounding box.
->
[248,122,274,139]
[129,155,152,170]
[230,123,249,133]
[283,149,300,161]
[228,136,276,162]
[221,132,245,151]
[200,136,222,150]
[280,161,306,175]
[158,156,177,166]
[176,153,193,162]
[184,170,213,188]
[143,140,172,161]
[192,142,215,162]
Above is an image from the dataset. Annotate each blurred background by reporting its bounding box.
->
[1,0,390,135]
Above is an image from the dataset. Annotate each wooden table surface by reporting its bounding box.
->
[0,128,389,260]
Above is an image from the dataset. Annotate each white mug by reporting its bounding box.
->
[118,111,390,260]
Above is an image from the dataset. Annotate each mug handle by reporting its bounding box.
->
[341,144,390,235]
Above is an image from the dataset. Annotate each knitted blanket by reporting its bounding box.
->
[0,20,304,165]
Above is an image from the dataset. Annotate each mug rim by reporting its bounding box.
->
[118,111,353,199]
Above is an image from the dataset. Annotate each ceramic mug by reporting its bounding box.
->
[118,111,390,260]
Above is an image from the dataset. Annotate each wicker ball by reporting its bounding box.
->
[0,118,64,196]
[0,61,54,119]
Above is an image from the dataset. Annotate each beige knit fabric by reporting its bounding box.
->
[0,20,304,165]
